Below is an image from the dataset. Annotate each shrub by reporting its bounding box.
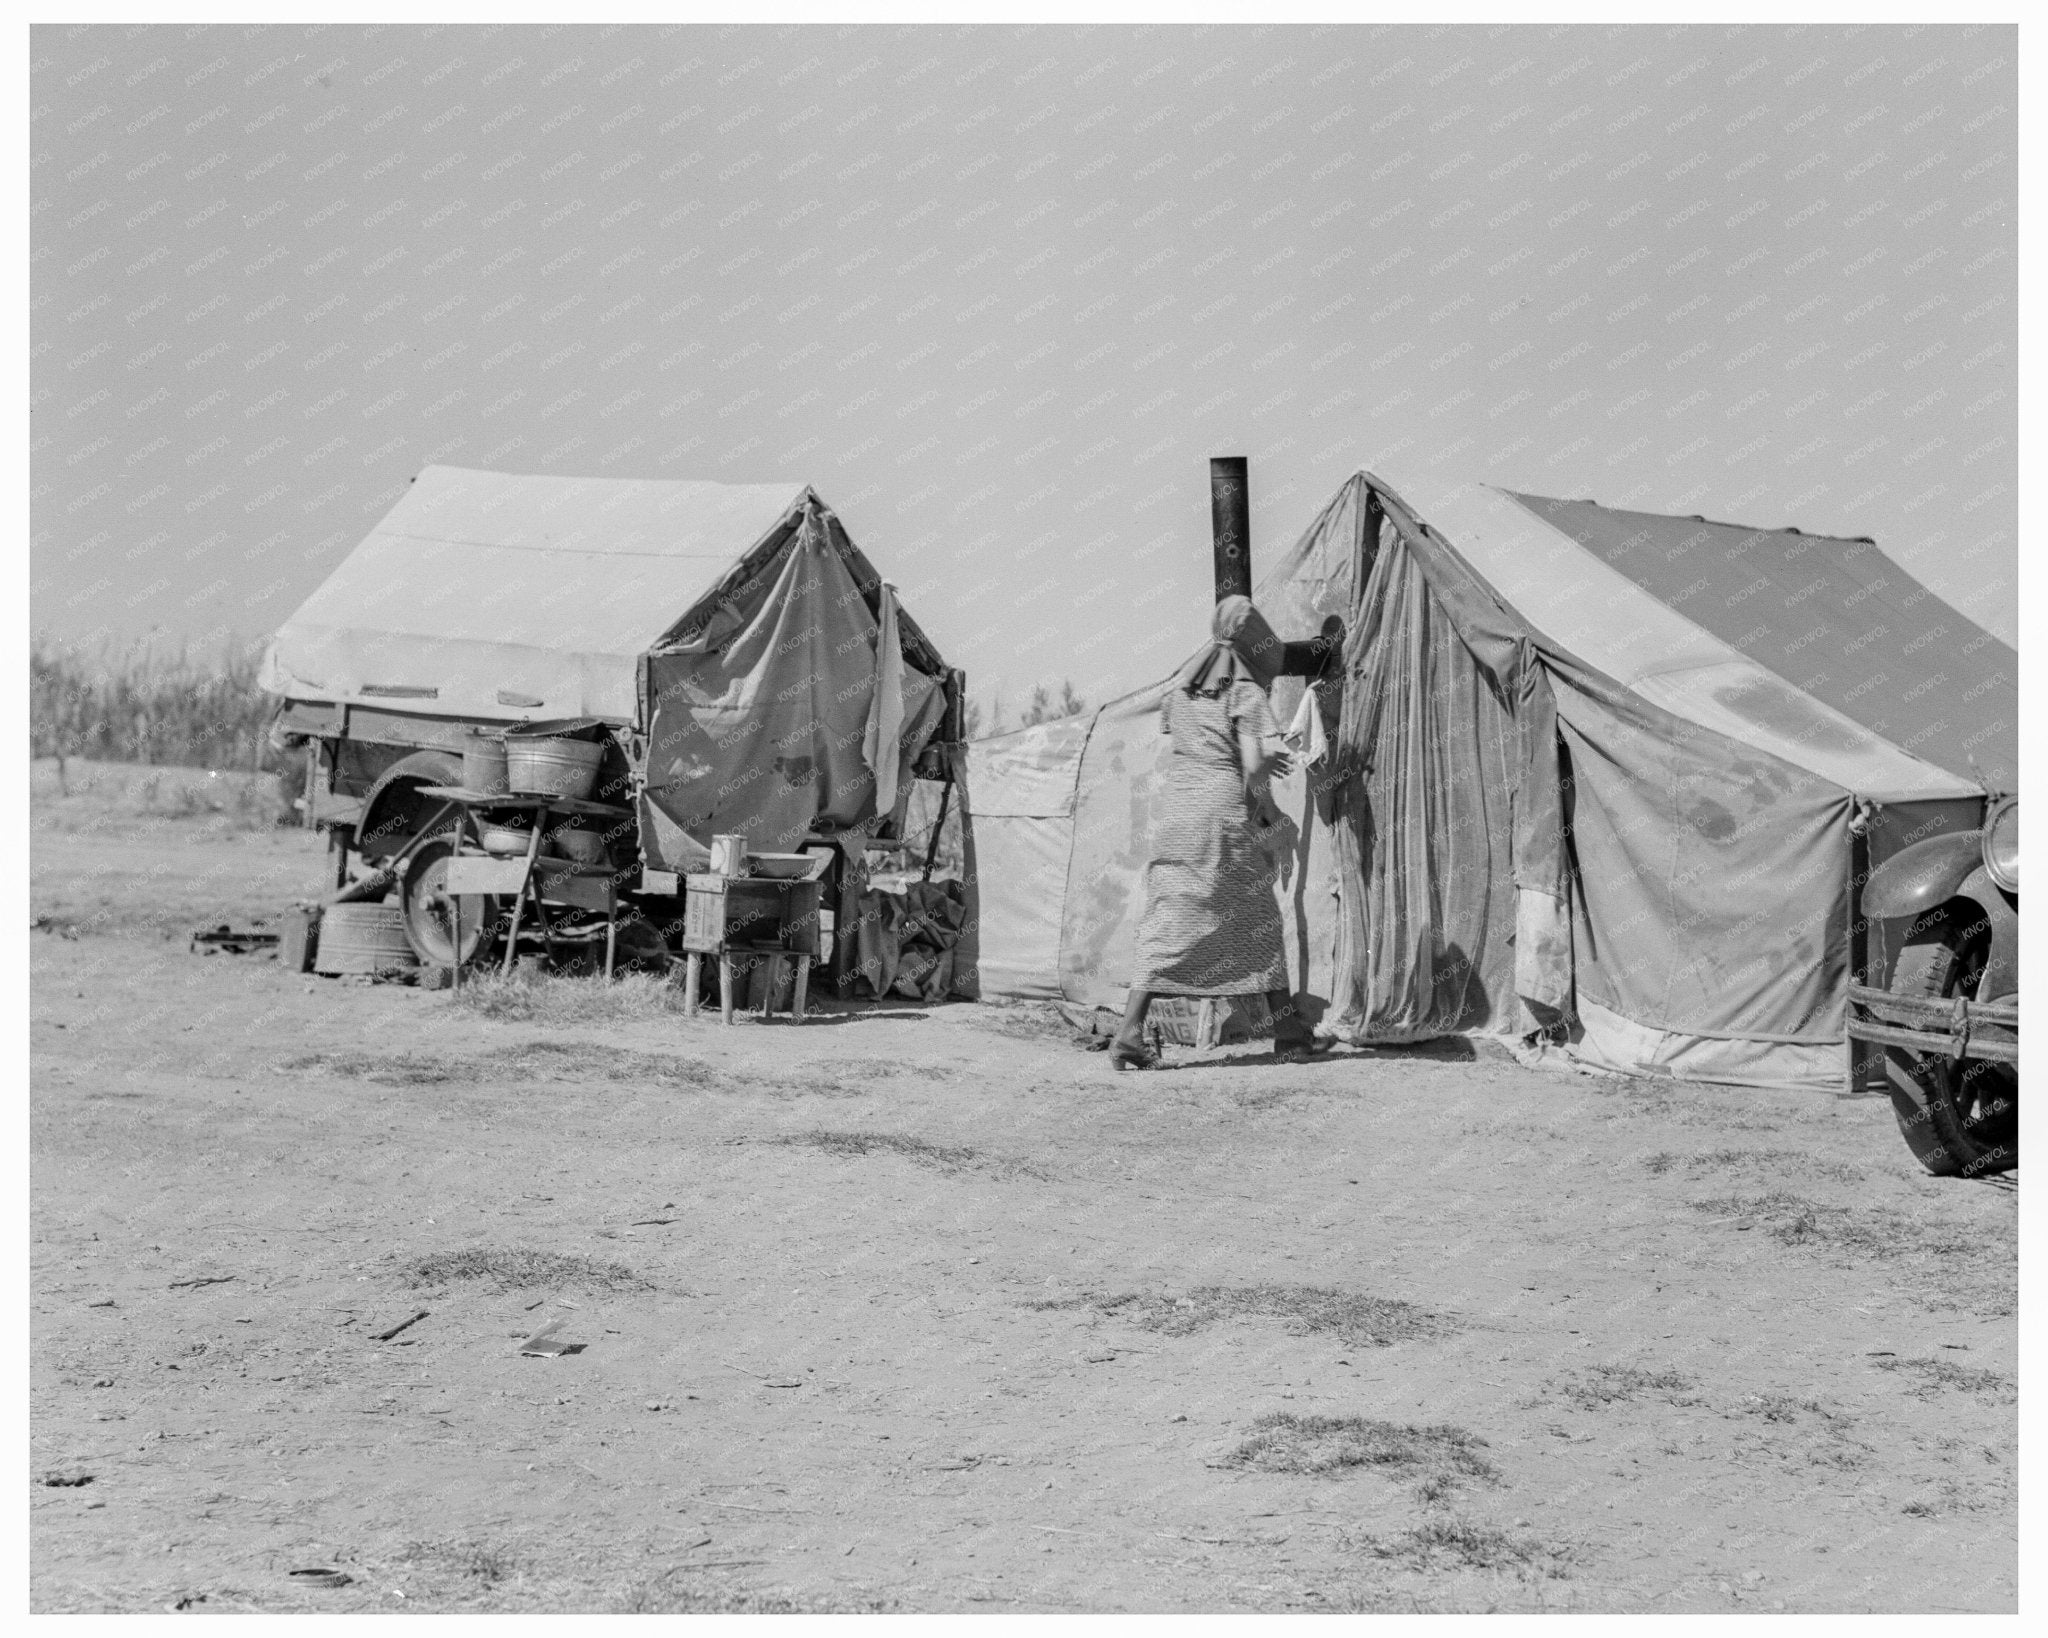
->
[30,633,284,773]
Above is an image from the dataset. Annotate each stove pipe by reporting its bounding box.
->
[1209,456,1251,604]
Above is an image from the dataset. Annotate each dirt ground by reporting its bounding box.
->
[29,762,2017,1613]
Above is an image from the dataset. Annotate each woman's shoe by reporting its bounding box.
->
[1273,1033,1334,1063]
[1108,1037,1161,1071]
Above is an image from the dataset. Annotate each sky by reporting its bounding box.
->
[31,21,2018,716]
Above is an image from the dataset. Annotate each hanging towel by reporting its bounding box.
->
[1283,681,1329,767]
[862,580,906,815]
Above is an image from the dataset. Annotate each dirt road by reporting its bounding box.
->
[29,778,2017,1612]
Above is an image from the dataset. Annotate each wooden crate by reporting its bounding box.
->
[683,874,822,957]
[532,861,616,914]
[445,852,617,913]
[446,855,533,895]
[280,905,322,974]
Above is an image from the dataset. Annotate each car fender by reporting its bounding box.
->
[355,749,465,859]
[1861,831,1984,922]
[1959,863,2020,1003]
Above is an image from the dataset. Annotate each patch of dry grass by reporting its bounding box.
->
[1694,1190,1991,1260]
[824,1060,958,1083]
[31,757,297,836]
[398,1247,647,1292]
[287,1051,468,1086]
[1645,1148,1863,1183]
[397,1539,521,1585]
[774,1129,1044,1179]
[496,1040,725,1087]
[615,1579,892,1614]
[1872,1355,2015,1400]
[1077,1284,1452,1348]
[1219,1414,1496,1499]
[1553,1364,1701,1411]
[452,968,694,1024]
[285,1041,730,1090]
[1354,1517,1572,1578]
[1691,1190,2013,1315]
[1701,1388,1872,1473]
[1587,1077,1782,1132]
[1736,1392,1830,1423]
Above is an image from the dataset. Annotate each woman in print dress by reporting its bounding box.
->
[1110,595,1328,1069]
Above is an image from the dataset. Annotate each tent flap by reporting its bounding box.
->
[963,813,1072,999]
[637,504,940,864]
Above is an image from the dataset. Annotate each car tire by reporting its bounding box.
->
[1883,907,2018,1178]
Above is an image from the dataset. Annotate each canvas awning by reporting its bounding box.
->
[259,465,816,723]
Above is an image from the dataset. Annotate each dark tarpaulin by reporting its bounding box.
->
[1325,501,1519,1040]
[637,500,944,866]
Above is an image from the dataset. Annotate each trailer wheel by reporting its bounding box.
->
[398,835,504,971]
[1884,907,2018,1178]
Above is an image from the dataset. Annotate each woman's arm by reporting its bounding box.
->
[1227,680,1291,782]
[1237,721,1295,783]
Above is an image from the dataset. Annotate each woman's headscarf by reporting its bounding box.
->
[1176,594,1283,697]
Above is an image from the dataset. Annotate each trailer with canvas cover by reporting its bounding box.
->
[262,464,964,989]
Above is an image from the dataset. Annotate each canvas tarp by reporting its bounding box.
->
[963,467,2015,1092]
[260,466,819,724]
[961,711,1095,998]
[636,495,944,868]
[1396,479,2004,801]
[1507,490,2015,794]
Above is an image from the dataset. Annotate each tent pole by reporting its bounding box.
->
[1847,803,1881,1095]
[1363,485,1383,587]
[921,776,953,883]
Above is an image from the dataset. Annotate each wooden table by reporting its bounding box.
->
[415,786,632,987]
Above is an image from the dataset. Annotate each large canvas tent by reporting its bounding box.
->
[262,465,952,867]
[964,467,2016,1091]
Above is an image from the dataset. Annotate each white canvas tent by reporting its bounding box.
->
[962,464,2014,1091]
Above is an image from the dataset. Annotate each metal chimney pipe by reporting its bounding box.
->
[1209,456,1251,603]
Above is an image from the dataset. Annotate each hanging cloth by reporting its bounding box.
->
[862,580,906,816]
[1283,680,1329,768]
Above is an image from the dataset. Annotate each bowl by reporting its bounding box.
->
[550,828,607,865]
[480,822,534,857]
